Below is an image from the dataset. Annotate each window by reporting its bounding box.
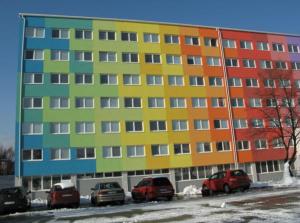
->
[75,29,92,39]
[75,97,94,108]
[150,120,166,131]
[23,97,42,109]
[249,98,262,107]
[196,142,211,153]
[123,74,140,85]
[50,122,69,134]
[257,42,269,51]
[121,32,137,42]
[25,27,44,38]
[50,73,68,84]
[187,56,202,65]
[127,145,145,157]
[99,51,116,62]
[168,75,184,86]
[50,97,69,109]
[194,120,209,130]
[144,33,159,43]
[102,146,121,158]
[151,144,169,156]
[236,141,250,150]
[75,73,93,84]
[185,36,199,45]
[206,57,221,66]
[101,121,120,133]
[52,28,69,39]
[256,160,280,173]
[192,97,207,108]
[228,77,242,87]
[100,74,118,85]
[264,79,276,88]
[122,52,139,63]
[164,34,179,44]
[145,54,161,64]
[204,37,218,47]
[146,75,163,85]
[216,141,230,151]
[24,50,43,60]
[231,98,244,107]
[272,43,284,52]
[269,118,280,128]
[246,78,259,87]
[288,44,299,53]
[209,77,223,86]
[51,50,69,61]
[259,60,272,69]
[295,80,300,88]
[225,58,239,67]
[254,139,267,149]
[75,122,95,134]
[282,98,295,107]
[243,59,256,68]
[223,39,236,48]
[233,119,248,129]
[266,98,277,107]
[22,123,43,135]
[251,119,264,128]
[166,55,181,64]
[170,98,186,108]
[148,97,165,108]
[240,40,252,49]
[214,120,228,129]
[22,149,42,161]
[124,97,141,108]
[174,144,190,154]
[172,120,188,131]
[275,61,287,69]
[75,51,93,61]
[24,73,43,84]
[99,30,116,40]
[51,148,69,160]
[291,61,300,70]
[279,79,291,88]
[77,148,95,159]
[211,97,226,107]
[125,121,143,132]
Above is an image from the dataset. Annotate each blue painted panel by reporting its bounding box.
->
[15,123,21,176]
[24,60,43,72]
[26,16,45,27]
[22,135,43,148]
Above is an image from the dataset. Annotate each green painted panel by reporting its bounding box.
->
[23,110,43,122]
[45,18,92,29]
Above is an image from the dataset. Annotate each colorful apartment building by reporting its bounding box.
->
[16,13,300,196]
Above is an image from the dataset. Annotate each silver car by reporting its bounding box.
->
[91,182,125,205]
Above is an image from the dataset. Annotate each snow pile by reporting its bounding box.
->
[181,185,202,195]
[276,162,300,186]
[31,198,47,207]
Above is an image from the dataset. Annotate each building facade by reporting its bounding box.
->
[16,13,300,196]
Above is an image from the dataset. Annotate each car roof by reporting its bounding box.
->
[53,180,75,189]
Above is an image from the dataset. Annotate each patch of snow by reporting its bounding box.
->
[31,198,47,207]
[220,202,226,208]
[277,162,300,186]
[179,185,202,196]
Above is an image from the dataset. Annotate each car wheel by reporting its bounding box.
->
[91,197,95,206]
[167,196,173,201]
[145,193,152,202]
[119,200,125,205]
[202,186,211,197]
[224,184,231,194]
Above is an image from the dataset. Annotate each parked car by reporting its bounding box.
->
[46,181,80,209]
[201,169,251,196]
[131,177,174,201]
[91,182,125,206]
[0,187,31,215]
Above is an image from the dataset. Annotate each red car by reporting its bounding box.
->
[47,181,80,209]
[131,177,174,201]
[201,169,251,196]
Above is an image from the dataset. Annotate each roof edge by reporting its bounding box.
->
[19,12,300,38]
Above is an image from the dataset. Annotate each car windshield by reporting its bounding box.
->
[0,187,22,195]
[153,178,171,186]
[99,182,121,190]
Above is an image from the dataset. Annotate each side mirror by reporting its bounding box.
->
[90,188,95,191]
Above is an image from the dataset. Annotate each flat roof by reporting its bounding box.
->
[19,13,300,38]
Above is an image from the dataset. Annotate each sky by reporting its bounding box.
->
[1,0,300,148]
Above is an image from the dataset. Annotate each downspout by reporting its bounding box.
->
[18,14,26,182]
[217,28,239,168]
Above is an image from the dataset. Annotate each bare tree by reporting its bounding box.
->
[254,71,300,176]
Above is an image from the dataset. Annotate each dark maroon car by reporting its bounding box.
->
[201,169,251,196]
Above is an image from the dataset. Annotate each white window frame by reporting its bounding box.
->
[223,39,236,48]
[75,122,95,134]
[236,140,250,150]
[123,74,140,85]
[211,97,226,108]
[245,78,259,87]
[257,42,269,51]
[214,120,228,129]
[191,97,207,108]
[194,119,209,130]
[100,73,118,85]
[228,77,242,87]
[225,58,239,67]
[99,51,116,62]
[254,139,268,150]
[75,29,93,40]
[272,43,285,52]
[172,120,188,131]
[231,98,244,108]
[99,30,116,40]
[24,49,44,60]
[50,73,69,84]
[209,77,223,87]
[216,141,231,151]
[240,40,253,50]
[124,97,142,108]
[233,119,248,129]
[288,44,300,53]
[275,61,287,70]
[75,97,94,109]
[101,121,120,133]
[127,145,145,157]
[75,73,93,85]
[174,143,191,155]
[185,36,200,45]
[76,147,96,159]
[164,34,179,44]
[143,33,159,43]
[148,97,165,108]
[166,54,182,64]
[146,75,163,86]
[252,119,264,128]
[50,148,70,160]
[204,37,218,47]
[291,61,300,70]
[206,57,221,66]
[23,97,43,109]
[187,56,202,65]
[168,75,184,86]
[25,27,45,38]
[100,97,119,108]
[22,149,43,161]
[50,122,70,134]
[23,73,43,84]
[249,98,262,107]
[149,120,167,132]
[196,142,212,153]
[103,146,122,158]
[264,79,276,88]
[22,123,43,135]
[122,52,139,63]
[170,97,186,108]
[50,97,69,109]
[75,51,93,62]
[125,121,144,132]
[242,59,256,68]
[145,54,161,64]
[51,50,69,61]
[151,144,169,156]
[52,28,69,39]
[121,32,137,42]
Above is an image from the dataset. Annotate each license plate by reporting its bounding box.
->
[4,201,15,205]
[62,194,72,197]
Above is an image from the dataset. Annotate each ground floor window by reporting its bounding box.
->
[256,160,281,174]
[175,165,214,181]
